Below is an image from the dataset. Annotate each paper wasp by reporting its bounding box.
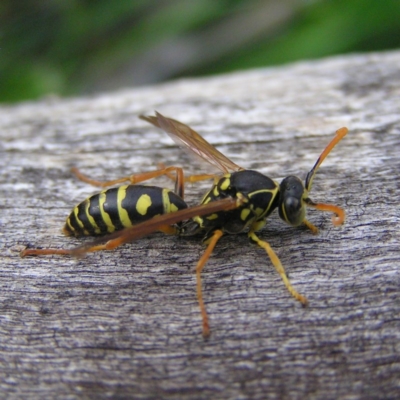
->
[22,112,348,338]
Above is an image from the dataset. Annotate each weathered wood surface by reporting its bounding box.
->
[1,51,399,399]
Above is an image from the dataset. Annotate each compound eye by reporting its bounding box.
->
[279,176,306,226]
[283,196,305,225]
[285,196,301,213]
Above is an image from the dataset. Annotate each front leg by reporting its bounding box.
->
[248,225,308,306]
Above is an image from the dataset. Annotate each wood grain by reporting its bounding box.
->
[1,51,399,399]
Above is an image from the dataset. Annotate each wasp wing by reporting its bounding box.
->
[140,112,243,173]
[72,196,242,257]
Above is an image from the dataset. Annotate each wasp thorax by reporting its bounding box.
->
[278,176,306,226]
[216,176,237,198]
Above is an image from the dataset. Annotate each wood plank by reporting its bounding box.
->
[1,51,399,399]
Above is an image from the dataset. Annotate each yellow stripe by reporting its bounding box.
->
[162,189,171,213]
[73,206,84,229]
[99,190,115,233]
[84,198,101,234]
[65,217,75,235]
[117,186,132,228]
[248,187,278,197]
[162,189,180,213]
[201,189,213,204]
[170,203,179,213]
[249,186,279,217]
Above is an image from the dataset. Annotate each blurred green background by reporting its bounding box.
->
[1,0,400,103]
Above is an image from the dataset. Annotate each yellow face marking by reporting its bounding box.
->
[206,213,218,220]
[240,208,251,221]
[136,194,152,216]
[99,191,115,233]
[117,186,132,228]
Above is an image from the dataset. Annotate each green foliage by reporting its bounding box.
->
[1,0,399,103]
[208,0,400,71]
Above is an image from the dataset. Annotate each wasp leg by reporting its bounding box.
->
[20,239,133,256]
[248,230,308,306]
[77,226,223,338]
[304,199,345,227]
[83,224,179,252]
[186,174,219,184]
[71,166,185,197]
[157,163,218,185]
[195,229,224,338]
[21,225,178,257]
[21,248,74,257]
[303,219,319,234]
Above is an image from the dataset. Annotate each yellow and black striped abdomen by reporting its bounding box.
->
[63,185,187,237]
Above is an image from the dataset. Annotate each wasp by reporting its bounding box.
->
[22,112,348,338]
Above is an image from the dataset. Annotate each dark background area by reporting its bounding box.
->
[1,0,400,103]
